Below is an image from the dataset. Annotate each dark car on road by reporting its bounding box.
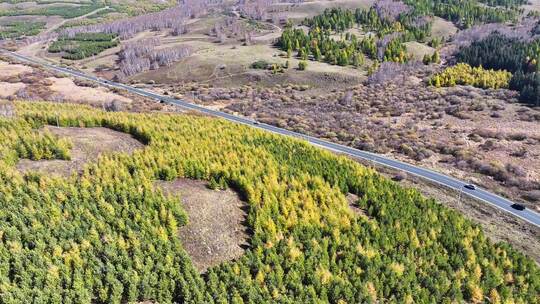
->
[464,184,476,190]
[510,203,526,211]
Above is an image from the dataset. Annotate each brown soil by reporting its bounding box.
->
[354,157,540,264]
[0,61,32,77]
[156,178,249,273]
[16,126,144,177]
[346,192,363,214]
[47,77,132,105]
[0,58,166,112]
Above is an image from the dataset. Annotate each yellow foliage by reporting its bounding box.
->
[490,288,501,304]
[389,262,405,277]
[356,244,377,259]
[430,63,511,89]
[366,281,377,302]
[468,282,484,304]
[316,266,333,284]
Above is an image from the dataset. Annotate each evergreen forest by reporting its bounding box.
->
[0,102,538,303]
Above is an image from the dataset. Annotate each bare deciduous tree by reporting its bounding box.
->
[373,0,411,23]
[118,39,192,77]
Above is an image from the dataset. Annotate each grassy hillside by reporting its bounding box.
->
[0,101,538,303]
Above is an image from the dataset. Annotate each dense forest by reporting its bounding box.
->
[456,33,540,106]
[402,0,520,28]
[0,21,46,39]
[0,102,538,303]
[48,33,119,60]
[430,63,512,89]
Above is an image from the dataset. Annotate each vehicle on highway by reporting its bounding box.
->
[464,184,476,190]
[511,203,526,211]
[7,51,539,228]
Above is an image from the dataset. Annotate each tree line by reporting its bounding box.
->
[429,63,512,89]
[0,101,537,303]
[0,21,46,39]
[456,32,540,106]
[48,32,119,60]
[278,7,420,67]
[402,0,521,29]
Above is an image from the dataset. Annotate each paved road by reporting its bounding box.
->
[5,50,540,228]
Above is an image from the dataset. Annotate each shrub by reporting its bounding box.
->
[251,60,270,69]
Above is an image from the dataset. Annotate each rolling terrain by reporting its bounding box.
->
[1,0,540,302]
[0,101,538,303]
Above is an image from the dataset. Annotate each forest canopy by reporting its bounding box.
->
[456,32,540,106]
[0,102,538,303]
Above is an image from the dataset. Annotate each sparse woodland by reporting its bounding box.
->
[0,102,538,303]
[117,38,192,78]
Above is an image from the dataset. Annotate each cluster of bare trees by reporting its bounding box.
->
[236,0,304,21]
[367,61,424,84]
[62,0,226,40]
[451,18,539,47]
[373,0,411,22]
[237,0,272,20]
[0,101,15,118]
[118,38,192,77]
[211,17,256,44]
[61,7,187,39]
[212,17,244,42]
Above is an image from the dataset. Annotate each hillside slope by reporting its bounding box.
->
[0,101,538,303]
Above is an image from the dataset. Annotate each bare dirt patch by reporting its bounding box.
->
[0,60,32,77]
[430,16,458,39]
[156,178,249,273]
[17,126,144,177]
[403,41,434,61]
[0,82,25,98]
[47,77,132,105]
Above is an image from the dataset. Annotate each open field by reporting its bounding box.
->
[430,16,458,39]
[17,126,144,177]
[0,56,168,111]
[156,178,249,273]
[133,40,364,91]
[403,41,435,61]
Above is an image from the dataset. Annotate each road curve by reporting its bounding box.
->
[4,50,540,228]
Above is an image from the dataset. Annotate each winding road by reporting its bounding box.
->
[4,50,540,228]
